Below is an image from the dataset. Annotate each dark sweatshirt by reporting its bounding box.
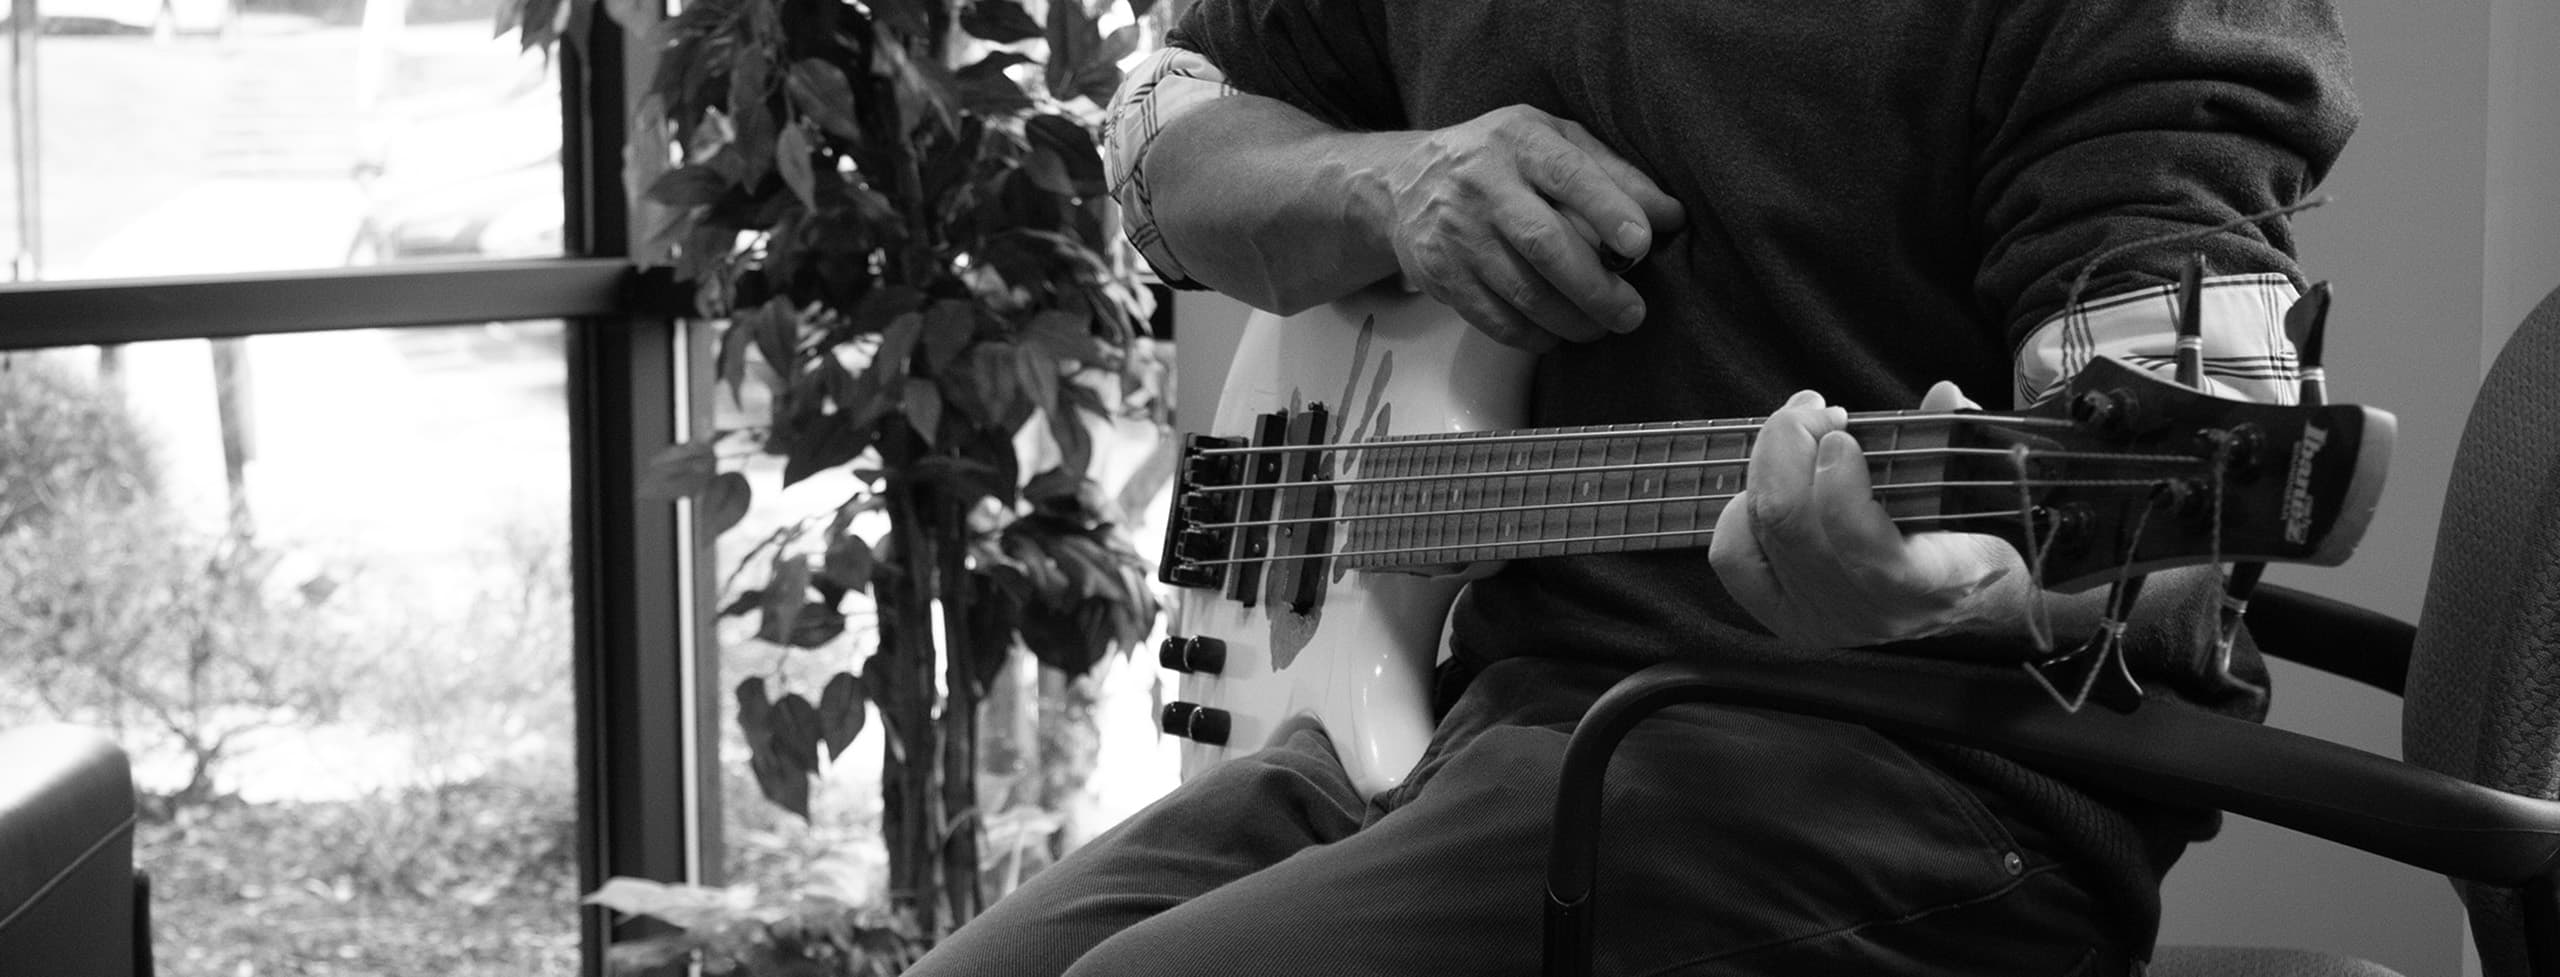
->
[1162,0,2359,952]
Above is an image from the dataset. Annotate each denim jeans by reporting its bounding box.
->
[906,656,2134,977]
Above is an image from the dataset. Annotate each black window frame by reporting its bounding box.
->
[0,11,715,977]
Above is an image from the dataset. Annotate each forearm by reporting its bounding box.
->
[1142,94,1411,313]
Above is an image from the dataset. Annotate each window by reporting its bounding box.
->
[0,3,699,974]
[3,324,578,975]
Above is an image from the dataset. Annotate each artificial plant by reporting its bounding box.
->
[504,0,1168,945]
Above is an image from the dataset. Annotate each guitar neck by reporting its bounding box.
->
[1333,411,1965,570]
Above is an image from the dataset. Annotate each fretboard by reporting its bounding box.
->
[1332,415,1954,569]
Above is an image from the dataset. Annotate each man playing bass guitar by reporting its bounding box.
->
[908,0,2360,973]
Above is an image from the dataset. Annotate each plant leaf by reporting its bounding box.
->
[715,315,752,399]
[744,297,799,388]
[1024,307,1101,363]
[638,442,718,500]
[602,935,701,973]
[1046,385,1093,482]
[701,471,752,536]
[776,124,818,211]
[958,0,1040,43]
[921,299,977,372]
[584,878,741,932]
[821,532,873,592]
[870,24,959,136]
[785,59,865,143]
[1070,25,1138,103]
[876,310,927,379]
[783,413,876,486]
[1025,114,1106,198]
[765,600,847,648]
[817,671,865,758]
[866,0,931,37]
[1043,0,1101,100]
[903,377,943,446]
[954,51,1035,115]
[760,553,810,648]
[770,692,823,772]
[645,165,731,207]
[748,737,811,819]
[1020,144,1075,196]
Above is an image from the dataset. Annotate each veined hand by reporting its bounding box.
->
[1708,381,2036,649]
[1367,104,1686,352]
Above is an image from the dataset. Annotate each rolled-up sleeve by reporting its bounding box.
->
[1972,0,2359,354]
[1104,47,1240,287]
[1102,0,1406,287]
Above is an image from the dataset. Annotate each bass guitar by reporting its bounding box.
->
[1154,288,2394,797]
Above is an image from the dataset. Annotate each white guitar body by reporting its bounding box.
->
[1166,289,1532,797]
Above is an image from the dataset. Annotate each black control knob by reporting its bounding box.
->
[1157,635,1227,675]
[1159,701,1232,746]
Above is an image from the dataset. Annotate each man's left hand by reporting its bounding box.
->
[1708,381,2033,649]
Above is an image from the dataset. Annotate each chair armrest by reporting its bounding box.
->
[1548,661,2560,905]
[2248,583,2417,695]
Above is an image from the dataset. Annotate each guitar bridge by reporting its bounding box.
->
[1157,405,1335,609]
[1159,433,1247,590]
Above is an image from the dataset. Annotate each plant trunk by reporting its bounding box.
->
[876,457,946,936]
[935,492,983,927]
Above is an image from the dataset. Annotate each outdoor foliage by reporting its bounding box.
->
[4,353,587,977]
[0,355,156,539]
[499,0,1171,956]
[0,358,361,810]
[587,877,928,977]
[143,770,580,977]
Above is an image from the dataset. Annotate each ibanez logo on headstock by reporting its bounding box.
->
[2281,420,2329,545]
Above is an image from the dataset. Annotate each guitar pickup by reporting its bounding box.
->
[1267,404,1333,614]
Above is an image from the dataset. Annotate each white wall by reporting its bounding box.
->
[2156,0,2560,971]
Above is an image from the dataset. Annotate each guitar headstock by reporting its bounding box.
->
[1944,357,2395,592]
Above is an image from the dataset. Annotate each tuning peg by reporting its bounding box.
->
[2175,252,2206,388]
[2289,281,2332,407]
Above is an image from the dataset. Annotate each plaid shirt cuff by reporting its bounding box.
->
[1103,46,1239,288]
[2014,272,2304,407]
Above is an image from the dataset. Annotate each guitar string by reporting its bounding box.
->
[1173,508,2041,569]
[1189,477,2183,536]
[1186,446,2208,496]
[1189,410,2082,460]
[2008,443,2061,653]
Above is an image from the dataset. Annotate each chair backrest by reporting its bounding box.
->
[2403,286,2560,977]
[0,724,144,977]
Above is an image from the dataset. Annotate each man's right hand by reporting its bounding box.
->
[1366,105,1688,351]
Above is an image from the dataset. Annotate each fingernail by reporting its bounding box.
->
[1614,303,1645,332]
[1613,221,1648,261]
[1817,431,1850,470]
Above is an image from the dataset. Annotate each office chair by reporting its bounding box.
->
[1547,284,2560,977]
[0,724,155,977]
